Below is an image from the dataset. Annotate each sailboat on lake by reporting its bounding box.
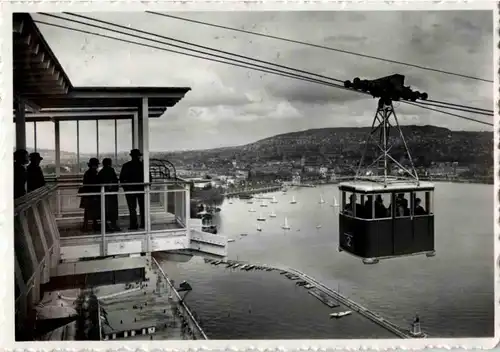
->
[281,217,291,230]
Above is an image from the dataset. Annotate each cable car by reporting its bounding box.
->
[338,180,435,264]
[338,76,435,264]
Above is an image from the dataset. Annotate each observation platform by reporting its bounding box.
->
[12,13,226,340]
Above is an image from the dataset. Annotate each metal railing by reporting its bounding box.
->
[52,180,190,256]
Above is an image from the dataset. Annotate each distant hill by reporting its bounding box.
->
[159,125,493,167]
[33,125,493,168]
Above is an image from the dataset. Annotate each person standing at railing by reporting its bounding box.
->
[79,158,101,232]
[98,158,121,232]
[119,149,146,230]
[27,152,46,193]
[13,149,28,199]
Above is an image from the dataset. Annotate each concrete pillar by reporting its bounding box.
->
[114,119,118,161]
[133,112,139,149]
[33,122,37,152]
[76,120,80,173]
[15,98,26,150]
[141,98,150,184]
[96,120,100,159]
[54,121,61,178]
[141,98,151,253]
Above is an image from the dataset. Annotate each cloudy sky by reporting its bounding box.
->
[26,10,494,153]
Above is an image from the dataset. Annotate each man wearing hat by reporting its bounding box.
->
[119,149,146,230]
[27,152,46,193]
[13,149,29,199]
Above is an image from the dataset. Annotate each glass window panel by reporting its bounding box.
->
[394,192,411,218]
[373,193,391,219]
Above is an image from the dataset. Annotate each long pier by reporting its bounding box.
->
[223,186,282,197]
[205,259,417,339]
[285,268,412,338]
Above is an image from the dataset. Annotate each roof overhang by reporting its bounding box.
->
[13,14,191,121]
[14,13,72,97]
[13,107,168,123]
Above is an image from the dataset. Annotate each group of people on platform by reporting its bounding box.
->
[79,148,147,232]
[13,149,46,199]
[344,193,427,219]
[13,148,149,233]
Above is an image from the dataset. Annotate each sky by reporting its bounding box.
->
[26,10,494,153]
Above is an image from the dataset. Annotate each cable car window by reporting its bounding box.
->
[425,191,434,215]
[373,193,391,219]
[342,191,355,216]
[393,192,410,218]
[363,194,374,219]
[355,193,366,219]
[411,191,429,216]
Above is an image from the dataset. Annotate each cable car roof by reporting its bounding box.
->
[338,180,435,193]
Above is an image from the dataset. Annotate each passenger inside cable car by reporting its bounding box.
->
[338,182,435,263]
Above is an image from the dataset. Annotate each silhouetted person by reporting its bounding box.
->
[120,149,145,230]
[414,198,427,215]
[98,158,121,231]
[344,194,355,216]
[79,158,101,231]
[27,152,46,193]
[364,195,373,219]
[13,149,28,199]
[374,195,387,218]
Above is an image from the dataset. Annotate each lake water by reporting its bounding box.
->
[160,182,494,339]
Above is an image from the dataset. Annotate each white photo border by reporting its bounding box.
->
[0,1,498,350]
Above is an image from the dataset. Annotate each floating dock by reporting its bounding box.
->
[204,258,422,339]
[308,289,340,308]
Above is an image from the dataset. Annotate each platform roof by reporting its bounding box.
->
[13,13,191,119]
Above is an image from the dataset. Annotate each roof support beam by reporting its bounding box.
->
[15,99,26,150]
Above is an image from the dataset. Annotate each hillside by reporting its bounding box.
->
[160,125,492,168]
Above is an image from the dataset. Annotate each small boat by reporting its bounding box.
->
[257,224,262,232]
[229,200,233,204]
[319,195,326,204]
[281,217,291,230]
[247,200,254,204]
[269,211,277,218]
[330,195,340,208]
[260,200,268,207]
[257,213,266,221]
[304,284,315,289]
[271,196,278,204]
[249,208,256,212]
[316,224,322,229]
[239,194,253,200]
[290,196,297,204]
[240,233,248,236]
[329,311,352,319]
[228,239,235,243]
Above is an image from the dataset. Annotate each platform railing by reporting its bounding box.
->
[14,185,61,339]
[52,181,191,257]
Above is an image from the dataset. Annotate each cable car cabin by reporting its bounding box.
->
[338,180,435,264]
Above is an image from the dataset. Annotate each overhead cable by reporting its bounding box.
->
[34,18,493,127]
[43,13,493,116]
[402,101,493,126]
[147,11,493,84]
[63,12,345,84]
